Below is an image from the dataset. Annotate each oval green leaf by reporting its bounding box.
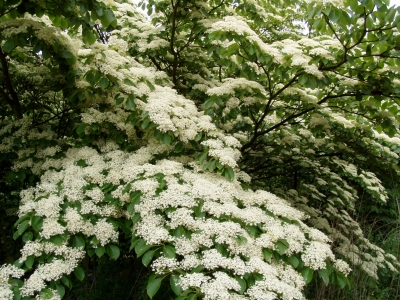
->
[106,244,120,260]
[74,266,85,281]
[170,274,183,296]
[147,276,162,299]
[142,249,156,267]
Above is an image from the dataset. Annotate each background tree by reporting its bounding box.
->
[0,0,399,299]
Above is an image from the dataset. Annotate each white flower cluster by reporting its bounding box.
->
[5,138,346,299]
[0,265,25,300]
[207,16,332,78]
[301,241,335,270]
[206,78,265,98]
[16,242,85,296]
[201,138,241,168]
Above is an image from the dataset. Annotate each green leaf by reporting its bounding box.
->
[194,204,206,217]
[141,118,150,130]
[170,274,182,296]
[92,236,99,246]
[130,190,142,202]
[116,134,125,144]
[147,276,163,299]
[9,278,23,288]
[161,133,172,145]
[163,245,176,258]
[74,266,85,281]
[366,44,372,56]
[106,244,120,260]
[236,235,248,245]
[50,235,64,246]
[145,79,155,91]
[116,96,124,105]
[126,96,136,109]
[318,269,330,285]
[135,239,153,257]
[127,202,136,214]
[142,249,156,267]
[99,77,109,89]
[96,7,104,16]
[132,213,141,224]
[226,43,239,55]
[72,235,86,248]
[306,77,317,89]
[2,39,15,53]
[130,236,139,252]
[76,123,87,135]
[187,294,197,300]
[173,226,185,237]
[86,31,97,44]
[60,18,69,30]
[289,256,300,268]
[174,142,184,153]
[13,260,23,268]
[13,220,29,240]
[276,240,288,255]
[329,9,341,22]
[236,276,247,294]
[87,248,95,258]
[376,124,383,133]
[262,248,272,261]
[16,170,26,182]
[22,231,33,242]
[76,159,87,167]
[124,78,135,86]
[14,215,30,227]
[61,275,72,289]
[336,272,348,288]
[91,9,99,20]
[298,74,308,85]
[192,265,205,273]
[204,99,214,109]
[39,288,54,299]
[95,246,105,258]
[122,183,131,195]
[56,283,65,298]
[224,167,235,180]
[100,9,116,28]
[302,267,314,284]
[196,150,208,164]
[246,226,258,237]
[25,255,34,269]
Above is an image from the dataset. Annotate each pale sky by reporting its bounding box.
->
[391,0,400,6]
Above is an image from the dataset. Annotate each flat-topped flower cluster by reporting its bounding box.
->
[3,138,350,299]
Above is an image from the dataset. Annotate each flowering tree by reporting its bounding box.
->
[0,0,400,299]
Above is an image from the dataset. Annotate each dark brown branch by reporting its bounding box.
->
[257,93,355,136]
[209,0,225,14]
[314,152,343,158]
[241,73,301,152]
[319,9,369,71]
[0,86,13,107]
[0,48,22,119]
[170,0,180,87]
[149,55,163,71]
[241,90,357,152]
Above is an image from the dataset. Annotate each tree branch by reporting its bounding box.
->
[241,73,301,152]
[170,0,181,87]
[0,48,22,119]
